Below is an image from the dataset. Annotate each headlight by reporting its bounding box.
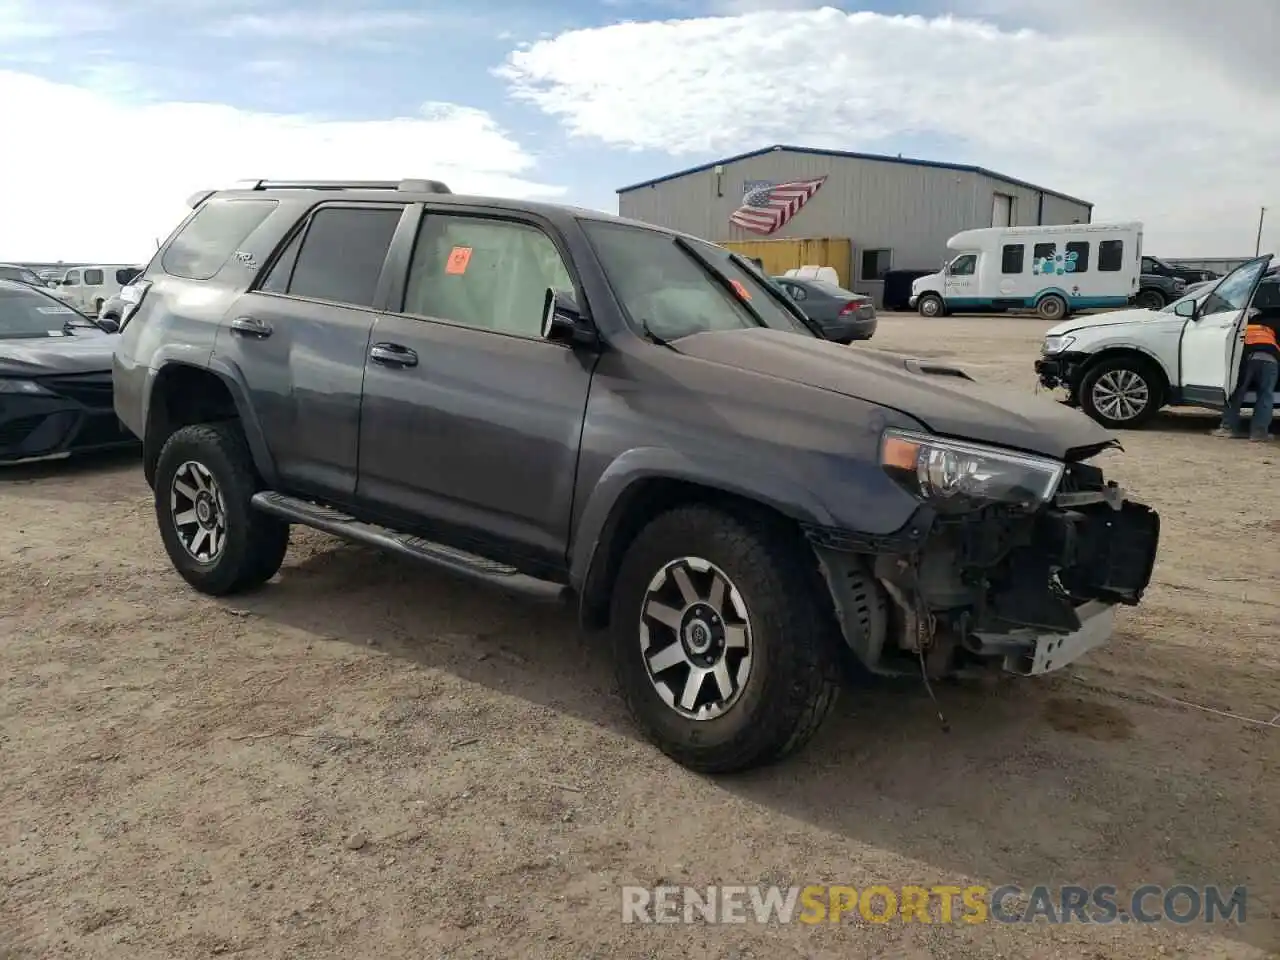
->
[0,379,53,395]
[880,428,1064,511]
[1042,334,1075,355]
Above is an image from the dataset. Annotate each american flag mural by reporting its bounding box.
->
[729,177,827,235]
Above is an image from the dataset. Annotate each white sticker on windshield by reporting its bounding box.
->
[37,305,74,314]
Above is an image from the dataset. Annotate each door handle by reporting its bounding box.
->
[369,343,418,367]
[230,316,272,338]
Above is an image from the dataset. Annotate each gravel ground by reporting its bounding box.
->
[1,315,1277,960]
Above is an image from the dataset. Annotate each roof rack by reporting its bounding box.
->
[241,179,452,194]
[186,178,452,209]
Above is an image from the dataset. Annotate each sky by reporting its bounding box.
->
[0,0,1276,263]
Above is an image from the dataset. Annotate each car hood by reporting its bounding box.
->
[1045,307,1163,337]
[671,328,1118,460]
[0,333,115,377]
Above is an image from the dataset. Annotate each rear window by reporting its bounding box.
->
[807,279,861,299]
[162,198,278,281]
[582,221,812,341]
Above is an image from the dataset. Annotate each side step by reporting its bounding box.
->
[251,491,570,604]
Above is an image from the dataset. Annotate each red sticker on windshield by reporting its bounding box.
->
[446,246,472,275]
[730,279,752,301]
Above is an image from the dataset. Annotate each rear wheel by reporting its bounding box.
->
[1134,289,1166,311]
[609,505,841,773]
[1079,356,1164,429]
[917,294,944,318]
[154,422,289,595]
[1036,294,1068,321]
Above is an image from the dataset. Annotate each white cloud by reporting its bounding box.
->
[497,8,1280,256]
[0,69,564,263]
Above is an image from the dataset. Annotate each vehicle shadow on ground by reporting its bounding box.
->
[237,541,1278,952]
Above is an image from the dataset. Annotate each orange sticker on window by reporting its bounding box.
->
[730,278,752,301]
[445,246,473,275]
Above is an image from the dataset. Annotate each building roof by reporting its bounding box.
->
[616,144,1093,209]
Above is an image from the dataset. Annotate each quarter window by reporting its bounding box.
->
[402,215,574,339]
[162,198,278,281]
[1001,244,1025,274]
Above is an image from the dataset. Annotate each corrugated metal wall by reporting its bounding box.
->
[618,149,1092,303]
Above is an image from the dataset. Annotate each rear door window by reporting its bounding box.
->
[267,206,403,308]
[84,268,104,285]
[162,198,279,281]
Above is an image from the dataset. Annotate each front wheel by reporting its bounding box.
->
[154,422,290,595]
[917,293,944,318]
[1079,357,1163,429]
[609,505,841,774]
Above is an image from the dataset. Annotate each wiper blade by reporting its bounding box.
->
[640,318,679,351]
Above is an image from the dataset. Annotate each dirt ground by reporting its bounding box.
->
[2,315,1277,960]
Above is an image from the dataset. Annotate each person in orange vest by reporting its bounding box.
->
[1212,311,1279,441]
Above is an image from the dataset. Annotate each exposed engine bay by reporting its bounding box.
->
[809,457,1161,679]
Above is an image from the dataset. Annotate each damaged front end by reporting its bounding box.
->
[808,430,1160,679]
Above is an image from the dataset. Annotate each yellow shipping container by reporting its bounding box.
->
[721,237,853,289]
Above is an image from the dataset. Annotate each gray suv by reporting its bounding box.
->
[113,179,1161,773]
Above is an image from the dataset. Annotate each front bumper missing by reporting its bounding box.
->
[809,470,1160,678]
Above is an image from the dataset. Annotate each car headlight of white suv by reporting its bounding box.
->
[1041,334,1076,355]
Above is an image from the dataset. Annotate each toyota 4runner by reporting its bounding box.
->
[113,179,1162,773]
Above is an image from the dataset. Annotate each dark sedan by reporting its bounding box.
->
[770,276,877,343]
[0,280,135,465]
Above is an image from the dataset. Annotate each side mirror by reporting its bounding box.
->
[541,288,596,347]
[96,317,119,333]
[1174,299,1195,318]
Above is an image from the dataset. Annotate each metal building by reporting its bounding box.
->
[617,144,1093,301]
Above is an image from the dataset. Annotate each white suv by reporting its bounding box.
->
[1035,256,1278,428]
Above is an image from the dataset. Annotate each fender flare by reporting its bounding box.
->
[568,446,834,595]
[145,353,279,487]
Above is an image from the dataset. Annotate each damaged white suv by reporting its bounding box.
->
[1036,256,1277,428]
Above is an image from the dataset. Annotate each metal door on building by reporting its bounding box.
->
[992,193,1015,227]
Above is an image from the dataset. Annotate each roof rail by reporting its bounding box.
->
[241,179,452,194]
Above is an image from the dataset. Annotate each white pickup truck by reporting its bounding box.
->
[1034,255,1278,428]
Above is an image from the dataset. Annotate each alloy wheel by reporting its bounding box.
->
[1091,369,1150,422]
[639,557,753,720]
[170,460,228,564]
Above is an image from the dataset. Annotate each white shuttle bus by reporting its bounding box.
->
[909,222,1142,322]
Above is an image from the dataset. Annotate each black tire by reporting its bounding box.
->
[154,421,289,596]
[609,505,841,774]
[1134,289,1166,311]
[1079,356,1164,429]
[1036,294,1068,321]
[917,294,944,318]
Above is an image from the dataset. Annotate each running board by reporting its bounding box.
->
[251,491,570,603]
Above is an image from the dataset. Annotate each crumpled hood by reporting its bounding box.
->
[1045,307,1161,337]
[671,328,1119,460]
[0,333,114,377]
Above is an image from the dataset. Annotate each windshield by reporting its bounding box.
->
[0,286,99,339]
[581,221,814,341]
[0,266,42,286]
